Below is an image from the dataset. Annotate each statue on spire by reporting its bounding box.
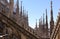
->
[46,9,48,37]
[16,0,19,22]
[50,0,54,35]
[35,19,38,31]
[8,0,14,17]
[43,13,44,30]
[20,1,23,17]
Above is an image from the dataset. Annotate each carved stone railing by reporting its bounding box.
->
[0,12,39,39]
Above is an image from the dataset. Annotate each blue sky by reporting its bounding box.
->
[14,0,60,28]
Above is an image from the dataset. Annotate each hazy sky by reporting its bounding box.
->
[14,0,60,28]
